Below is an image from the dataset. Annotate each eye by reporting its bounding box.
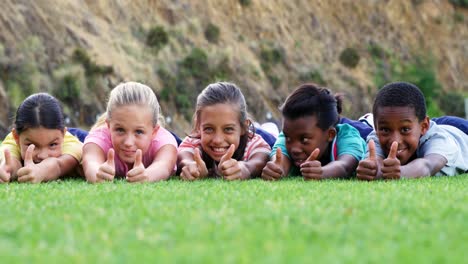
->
[378,127,390,134]
[136,129,144,135]
[49,142,59,148]
[301,137,310,144]
[401,127,411,133]
[203,127,214,133]
[224,127,235,133]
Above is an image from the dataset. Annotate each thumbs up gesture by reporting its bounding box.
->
[96,148,115,182]
[357,139,380,181]
[17,145,47,183]
[180,148,208,180]
[261,147,285,181]
[382,141,401,180]
[126,149,149,183]
[0,149,13,183]
[218,144,246,180]
[301,148,323,180]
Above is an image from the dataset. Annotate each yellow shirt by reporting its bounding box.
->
[0,131,83,162]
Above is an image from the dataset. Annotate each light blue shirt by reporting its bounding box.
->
[271,124,366,176]
[367,121,468,176]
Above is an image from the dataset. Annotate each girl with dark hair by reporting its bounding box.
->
[0,93,83,183]
[261,83,367,180]
[177,82,271,180]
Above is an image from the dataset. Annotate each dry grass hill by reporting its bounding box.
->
[0,0,466,136]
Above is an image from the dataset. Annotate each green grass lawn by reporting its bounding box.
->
[0,176,467,263]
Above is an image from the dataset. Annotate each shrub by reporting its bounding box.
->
[450,0,468,8]
[260,47,283,66]
[179,48,209,80]
[204,23,220,44]
[299,70,325,85]
[72,48,113,76]
[146,26,169,51]
[438,92,465,117]
[239,0,251,6]
[339,47,360,68]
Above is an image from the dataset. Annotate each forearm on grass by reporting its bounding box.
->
[322,154,359,179]
[82,144,106,183]
[240,152,269,179]
[400,154,447,178]
[146,145,178,181]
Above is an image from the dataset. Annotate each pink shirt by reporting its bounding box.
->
[84,126,177,176]
[178,133,271,160]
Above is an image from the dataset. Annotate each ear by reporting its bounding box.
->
[152,124,160,137]
[327,127,337,142]
[420,116,430,136]
[12,128,20,145]
[242,120,250,135]
[106,119,110,129]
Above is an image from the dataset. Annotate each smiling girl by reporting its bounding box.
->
[0,93,82,183]
[82,82,177,183]
[261,83,367,180]
[177,82,271,180]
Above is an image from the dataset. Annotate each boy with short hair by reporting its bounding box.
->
[357,82,468,180]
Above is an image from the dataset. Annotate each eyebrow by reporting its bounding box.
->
[24,137,60,145]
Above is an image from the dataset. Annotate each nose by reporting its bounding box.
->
[35,149,49,162]
[212,132,224,145]
[123,134,135,147]
[289,142,303,155]
[390,132,402,145]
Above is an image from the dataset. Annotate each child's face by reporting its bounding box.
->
[107,104,158,166]
[282,115,335,167]
[13,127,65,163]
[199,103,245,162]
[375,106,429,165]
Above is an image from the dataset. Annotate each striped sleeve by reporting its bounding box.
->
[243,134,271,160]
[177,136,202,154]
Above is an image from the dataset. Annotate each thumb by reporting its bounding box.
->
[134,149,143,167]
[220,144,235,164]
[193,148,203,166]
[368,139,376,160]
[388,141,398,159]
[24,144,35,166]
[274,147,283,165]
[106,148,115,166]
[306,148,320,162]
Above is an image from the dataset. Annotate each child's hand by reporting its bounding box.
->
[17,145,47,183]
[301,148,323,180]
[126,149,149,183]
[180,148,208,180]
[97,149,115,182]
[0,149,12,183]
[261,148,285,181]
[382,141,401,180]
[218,144,246,180]
[357,139,380,181]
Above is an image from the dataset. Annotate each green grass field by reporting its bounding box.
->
[0,176,467,263]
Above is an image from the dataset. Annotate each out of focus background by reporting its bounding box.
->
[0,0,466,137]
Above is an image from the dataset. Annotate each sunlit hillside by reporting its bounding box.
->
[0,0,466,136]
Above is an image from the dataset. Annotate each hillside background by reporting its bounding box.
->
[0,0,467,137]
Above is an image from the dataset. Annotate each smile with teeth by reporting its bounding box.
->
[212,147,228,154]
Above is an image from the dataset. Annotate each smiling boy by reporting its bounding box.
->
[357,82,468,180]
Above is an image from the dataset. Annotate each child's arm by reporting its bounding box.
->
[0,149,22,183]
[261,148,291,180]
[126,144,177,182]
[16,145,79,183]
[381,142,447,179]
[82,143,115,183]
[219,144,270,180]
[302,149,360,180]
[178,149,209,180]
